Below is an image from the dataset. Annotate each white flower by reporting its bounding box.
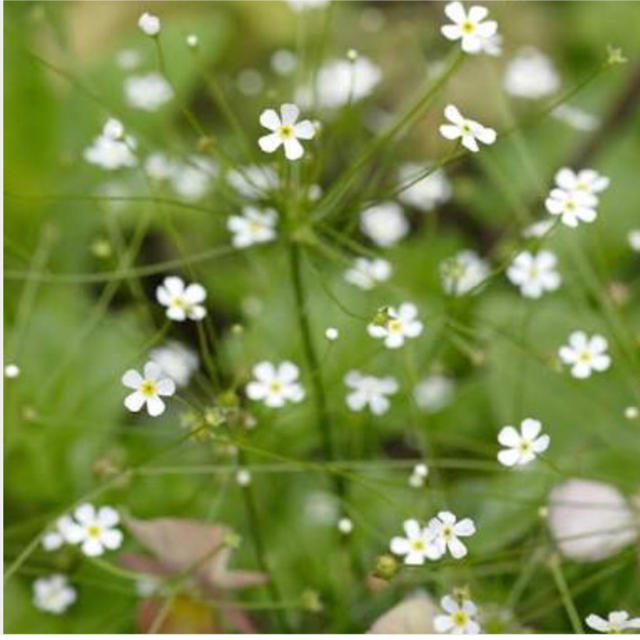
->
[506,250,561,298]
[125,73,173,111]
[84,119,137,170]
[344,370,399,415]
[439,105,496,152]
[116,49,140,70]
[548,479,638,562]
[503,48,560,99]
[440,2,498,55]
[304,491,339,524]
[390,519,442,565]
[413,375,455,413]
[149,341,199,387]
[522,218,555,239]
[258,103,315,161]
[122,361,176,416]
[236,469,252,486]
[497,418,550,467]
[551,104,600,131]
[236,69,264,96]
[138,12,160,36]
[427,511,476,559]
[285,0,330,11]
[398,163,452,212]
[227,165,278,199]
[33,575,76,614]
[554,167,610,196]
[586,612,640,633]
[63,503,123,557]
[344,257,392,290]
[545,187,598,228]
[628,230,640,252]
[434,595,481,634]
[558,331,611,379]
[440,250,489,295]
[144,152,175,181]
[245,361,305,408]
[325,327,339,341]
[367,303,423,349]
[156,276,207,321]
[271,49,297,75]
[170,156,217,201]
[359,202,409,247]
[227,207,278,248]
[4,363,20,378]
[337,517,353,535]
[409,463,429,488]
[186,34,199,48]
[625,406,639,420]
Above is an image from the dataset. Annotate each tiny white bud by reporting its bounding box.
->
[624,406,639,420]
[408,473,424,488]
[413,463,428,478]
[186,34,199,48]
[138,12,161,37]
[236,469,252,487]
[337,517,353,535]
[4,364,20,379]
[347,48,358,62]
[103,118,124,140]
[325,327,339,341]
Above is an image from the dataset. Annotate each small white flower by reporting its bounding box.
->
[149,341,199,387]
[84,119,137,170]
[170,156,217,201]
[138,12,160,36]
[271,49,297,75]
[4,363,20,378]
[551,104,600,131]
[236,69,264,96]
[156,276,207,321]
[545,187,598,228]
[344,370,398,415]
[360,202,409,247]
[258,103,315,161]
[344,257,392,290]
[246,361,305,408]
[285,0,330,11]
[125,73,173,111]
[522,218,555,239]
[413,375,455,413]
[503,48,560,99]
[624,406,639,420]
[441,2,498,55]
[439,105,496,152]
[122,361,176,417]
[367,303,423,349]
[64,503,123,557]
[586,611,640,634]
[478,32,502,57]
[186,34,198,48]
[236,469,252,487]
[227,207,278,248]
[144,152,175,181]
[337,517,353,535]
[554,167,610,196]
[325,327,339,341]
[558,331,611,379]
[409,463,429,488]
[434,594,481,634]
[427,511,476,559]
[506,250,561,298]
[33,575,76,614]
[398,163,452,212]
[227,164,279,199]
[497,418,550,467]
[440,250,489,296]
[390,519,442,565]
[628,230,640,252]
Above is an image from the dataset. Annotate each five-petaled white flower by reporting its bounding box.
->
[390,519,442,565]
[558,331,611,379]
[156,276,207,321]
[497,418,550,467]
[545,187,598,228]
[439,105,496,153]
[441,2,498,55]
[359,202,409,247]
[586,611,640,634]
[258,103,315,161]
[227,206,278,248]
[506,250,561,299]
[434,594,481,634]
[427,511,476,559]
[554,167,610,196]
[122,361,176,416]
[138,12,160,36]
[367,303,423,349]
[344,257,392,290]
[33,575,77,614]
[440,250,489,296]
[246,361,305,408]
[344,370,398,415]
[63,503,123,557]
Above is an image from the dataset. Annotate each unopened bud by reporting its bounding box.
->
[374,554,399,581]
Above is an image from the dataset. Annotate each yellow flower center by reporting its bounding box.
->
[578,350,592,364]
[141,380,157,397]
[461,20,476,34]
[269,381,283,394]
[87,525,102,539]
[387,319,403,333]
[565,200,576,212]
[249,221,264,234]
[410,539,425,552]
[171,295,187,309]
[453,611,469,626]
[279,125,294,139]
[442,525,454,540]
[518,439,532,454]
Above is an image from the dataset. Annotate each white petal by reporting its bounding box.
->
[555,167,577,190]
[468,5,488,22]
[185,283,206,304]
[441,24,462,41]
[404,519,422,538]
[434,615,455,633]
[389,536,410,555]
[246,381,267,400]
[498,426,520,447]
[461,135,480,153]
[447,536,468,558]
[444,1,466,24]
[121,369,142,389]
[280,103,300,126]
[259,108,280,131]
[162,276,185,295]
[437,511,456,525]
[476,126,496,145]
[187,305,207,321]
[81,538,104,557]
[533,434,550,453]
[101,528,123,550]
[498,448,521,467]
[156,377,176,396]
[166,306,187,321]
[253,361,275,381]
[441,595,459,614]
[97,506,120,528]
[283,137,304,161]
[258,132,282,153]
[293,120,315,140]
[521,418,541,440]
[145,395,166,417]
[144,361,163,380]
[444,104,464,125]
[74,503,95,524]
[278,361,300,383]
[585,615,609,632]
[454,518,476,537]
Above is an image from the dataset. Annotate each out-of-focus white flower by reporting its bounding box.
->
[497,418,550,467]
[122,361,176,417]
[506,250,561,298]
[84,119,137,170]
[440,250,489,296]
[258,103,315,161]
[116,49,140,70]
[586,611,640,633]
[367,303,423,349]
[149,341,199,387]
[125,73,173,111]
[144,152,175,181]
[548,479,638,561]
[359,202,409,247]
[170,156,217,201]
[63,503,123,557]
[441,2,498,55]
[236,469,252,487]
[390,519,442,565]
[554,167,609,197]
[344,370,398,415]
[246,361,305,408]
[628,230,640,252]
[558,331,611,379]
[4,363,20,378]
[479,32,502,57]
[434,594,481,634]
[33,575,76,614]
[439,104,496,152]
[156,276,207,321]
[186,34,198,48]
[337,517,353,535]
[227,207,278,248]
[344,257,392,290]
[236,69,264,96]
[138,12,160,36]
[325,327,339,341]
[285,0,329,11]
[271,49,297,75]
[398,163,452,212]
[545,187,598,228]
[427,511,476,559]
[624,406,639,420]
[551,104,600,131]
[413,375,455,413]
[503,48,560,99]
[409,463,429,488]
[304,491,339,524]
[521,218,555,239]
[227,165,278,200]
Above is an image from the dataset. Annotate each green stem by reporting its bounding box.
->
[548,556,584,634]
